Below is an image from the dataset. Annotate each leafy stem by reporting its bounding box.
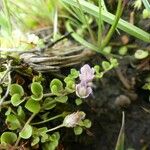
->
[15,113,37,146]
[76,0,96,43]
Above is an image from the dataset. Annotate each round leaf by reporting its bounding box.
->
[102,61,111,71]
[83,119,92,128]
[102,46,112,54]
[69,69,79,78]
[1,132,17,144]
[5,114,21,130]
[31,93,43,101]
[119,46,128,56]
[11,93,23,106]
[74,126,83,135]
[19,124,32,139]
[31,82,43,96]
[134,49,149,59]
[75,98,83,105]
[10,84,24,96]
[25,99,41,113]
[50,79,63,96]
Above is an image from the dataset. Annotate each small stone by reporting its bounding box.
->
[121,35,129,45]
[134,49,149,60]
[115,95,131,107]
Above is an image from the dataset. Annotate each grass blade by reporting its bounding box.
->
[115,111,125,150]
[142,0,150,11]
[62,0,150,42]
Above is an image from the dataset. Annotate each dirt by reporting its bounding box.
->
[59,56,150,150]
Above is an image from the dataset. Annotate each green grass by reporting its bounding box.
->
[62,0,150,43]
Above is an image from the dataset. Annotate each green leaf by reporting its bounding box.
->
[69,68,79,78]
[31,136,40,146]
[94,65,100,73]
[19,124,32,139]
[102,46,112,54]
[31,82,43,96]
[41,134,49,143]
[31,93,43,101]
[110,58,118,67]
[75,98,83,105]
[10,84,24,96]
[11,93,24,106]
[5,114,21,130]
[65,80,75,93]
[74,126,83,135]
[102,61,111,71]
[62,0,150,42]
[49,132,60,141]
[143,9,150,19]
[55,96,68,103]
[25,99,41,113]
[42,132,60,150]
[1,132,17,144]
[17,106,26,120]
[38,127,48,135]
[143,83,150,90]
[5,107,11,116]
[50,79,64,96]
[119,46,128,56]
[43,98,56,110]
[64,76,74,83]
[42,141,58,150]
[83,119,92,128]
[134,49,149,59]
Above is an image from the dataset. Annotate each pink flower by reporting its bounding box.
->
[76,64,95,98]
[76,82,92,98]
[79,64,95,83]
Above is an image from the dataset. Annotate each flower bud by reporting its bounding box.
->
[63,111,86,128]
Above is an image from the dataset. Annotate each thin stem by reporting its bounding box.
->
[0,60,12,106]
[115,68,131,90]
[43,92,54,97]
[76,0,96,43]
[101,0,123,49]
[0,100,11,106]
[46,124,64,133]
[0,68,11,84]
[97,0,103,48]
[15,113,37,146]
[31,113,65,125]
